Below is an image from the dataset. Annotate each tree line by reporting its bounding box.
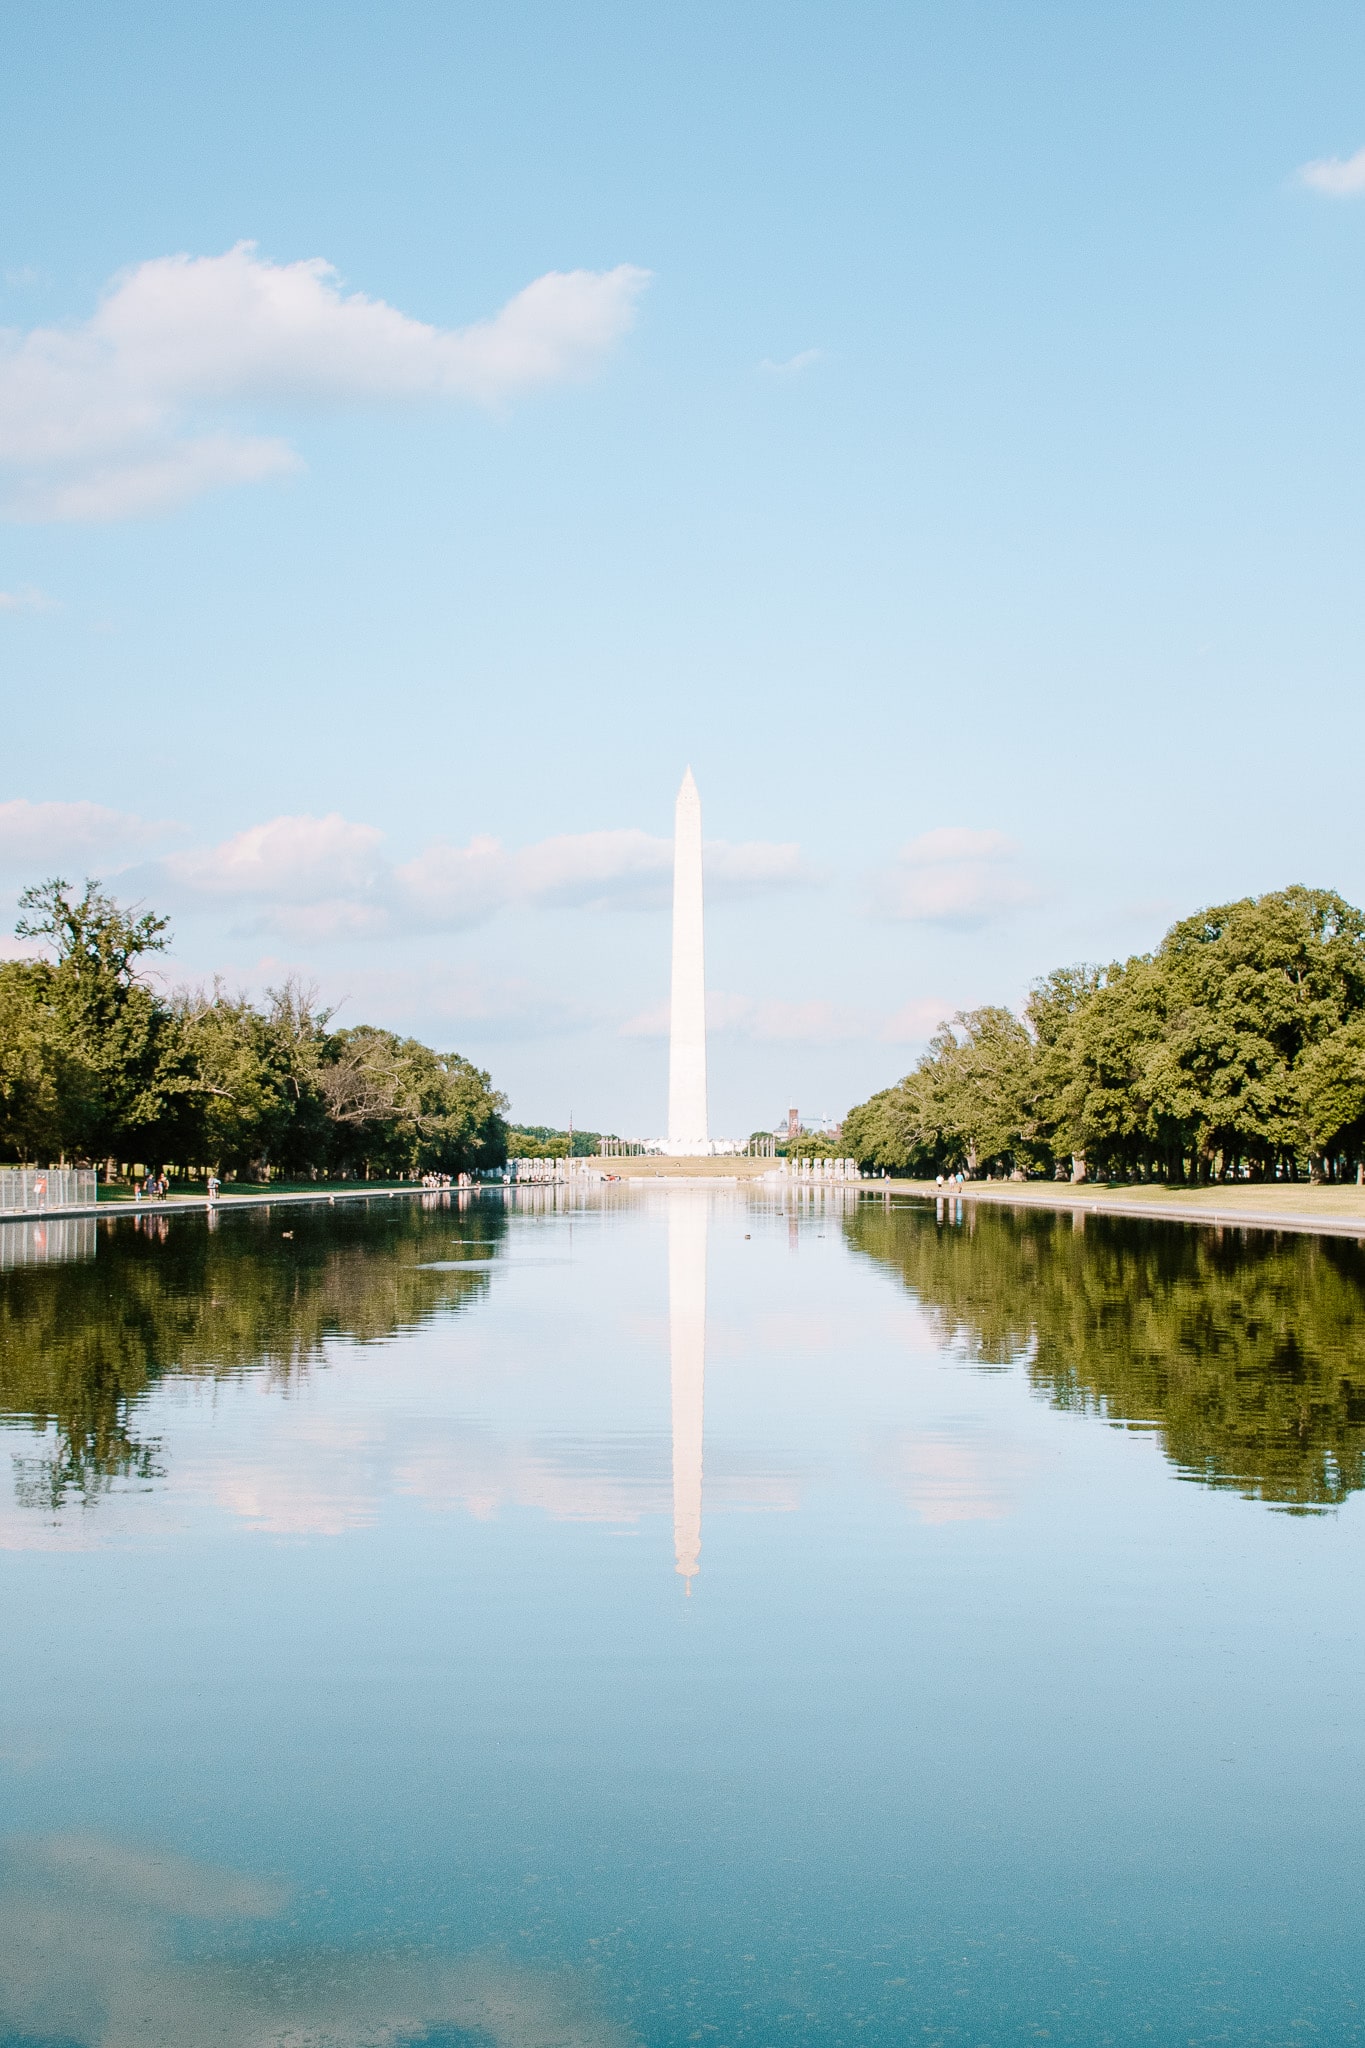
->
[506,1124,614,1158]
[0,878,509,1180]
[844,885,1365,1183]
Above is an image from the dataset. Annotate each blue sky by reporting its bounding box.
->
[4,0,1365,1136]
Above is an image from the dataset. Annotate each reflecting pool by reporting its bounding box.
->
[4,1186,1365,2046]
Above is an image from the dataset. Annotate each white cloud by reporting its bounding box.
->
[26,433,299,522]
[1298,146,1365,195]
[319,962,591,1043]
[705,838,807,892]
[0,585,52,613]
[0,242,651,520]
[396,827,668,924]
[874,826,1037,929]
[169,812,385,903]
[759,348,823,375]
[618,999,670,1037]
[162,812,806,937]
[0,798,178,881]
[621,988,936,1046]
[718,994,867,1043]
[880,995,952,1042]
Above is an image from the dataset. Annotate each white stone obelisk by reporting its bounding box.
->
[667,768,708,1150]
[669,1192,707,1589]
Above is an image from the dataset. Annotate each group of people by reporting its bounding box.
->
[134,1171,229,1202]
[420,1172,473,1190]
[135,1171,223,1202]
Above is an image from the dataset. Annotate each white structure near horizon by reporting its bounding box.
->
[646,768,742,1157]
[783,1157,862,1180]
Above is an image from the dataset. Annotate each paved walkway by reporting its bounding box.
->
[587,1155,777,1179]
[875,1178,1365,1240]
[0,1184,440,1226]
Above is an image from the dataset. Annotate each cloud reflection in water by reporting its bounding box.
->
[0,1832,633,2048]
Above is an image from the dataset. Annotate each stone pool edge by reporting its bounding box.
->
[876,1179,1365,1240]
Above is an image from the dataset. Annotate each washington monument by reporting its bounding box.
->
[667,768,708,1151]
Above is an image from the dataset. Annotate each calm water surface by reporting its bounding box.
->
[3,1186,1365,2047]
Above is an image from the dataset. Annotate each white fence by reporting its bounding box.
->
[0,1167,98,1215]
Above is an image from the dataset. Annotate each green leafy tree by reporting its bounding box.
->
[506,1125,606,1158]
[0,960,67,1161]
[843,1081,936,1174]
[1031,960,1169,1180]
[929,1007,1036,1173]
[1144,887,1365,1180]
[322,1027,508,1176]
[0,878,512,1180]
[1296,1020,1365,1174]
[10,877,179,1162]
[846,885,1365,1185]
[778,1127,845,1160]
[845,1007,1036,1176]
[172,977,333,1176]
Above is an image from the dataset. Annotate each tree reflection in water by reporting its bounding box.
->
[0,1199,505,1512]
[846,1199,1365,1512]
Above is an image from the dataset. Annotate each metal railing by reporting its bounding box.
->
[0,1167,98,1215]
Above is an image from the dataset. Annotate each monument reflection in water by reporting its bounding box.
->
[5,1188,1365,2046]
[668,1192,707,1587]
